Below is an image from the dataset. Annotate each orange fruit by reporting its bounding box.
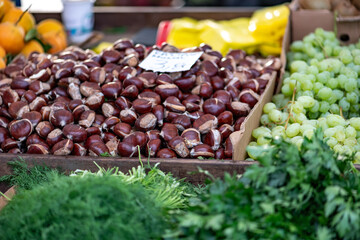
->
[0,58,5,69]
[0,45,6,62]
[0,22,24,54]
[0,0,14,20]
[2,7,35,33]
[20,40,44,57]
[37,19,65,36]
[40,30,67,54]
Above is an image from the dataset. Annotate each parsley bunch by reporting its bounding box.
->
[174,129,360,240]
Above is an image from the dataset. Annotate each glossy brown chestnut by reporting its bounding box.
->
[52,139,74,155]
[80,81,101,97]
[63,124,87,142]
[135,113,157,132]
[85,92,105,110]
[121,85,139,100]
[146,130,161,141]
[119,109,137,125]
[9,101,30,119]
[168,136,189,158]
[203,129,222,151]
[154,84,179,100]
[85,134,103,149]
[101,81,122,99]
[156,148,177,158]
[23,111,42,127]
[50,109,74,128]
[234,117,246,131]
[218,124,234,140]
[146,139,161,157]
[239,89,259,108]
[213,90,232,105]
[224,137,233,158]
[172,115,191,132]
[117,142,137,157]
[27,144,49,154]
[190,144,214,158]
[138,91,161,106]
[46,128,64,146]
[193,114,218,134]
[2,138,19,151]
[9,119,33,141]
[202,98,226,116]
[217,111,234,126]
[215,148,225,159]
[73,143,87,156]
[113,122,132,138]
[101,116,120,131]
[164,96,186,113]
[152,105,164,127]
[226,101,250,117]
[160,123,178,142]
[132,98,152,114]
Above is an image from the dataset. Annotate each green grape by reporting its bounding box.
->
[290,40,304,52]
[248,141,257,147]
[303,129,314,139]
[332,46,342,56]
[324,128,337,138]
[342,145,353,155]
[317,117,329,130]
[308,112,320,119]
[313,82,324,94]
[309,100,320,113]
[350,104,360,113]
[281,84,293,97]
[271,126,286,138]
[310,58,319,66]
[326,114,346,127]
[345,92,359,104]
[339,49,353,64]
[300,124,315,134]
[354,152,360,164]
[326,137,338,148]
[316,71,331,84]
[293,112,307,123]
[252,127,271,139]
[293,52,305,61]
[294,138,304,149]
[257,133,272,145]
[263,102,277,114]
[318,58,342,73]
[268,109,283,123]
[290,136,303,145]
[354,55,360,65]
[307,66,319,75]
[326,78,338,89]
[272,94,285,108]
[332,89,344,100]
[315,52,325,61]
[339,98,350,112]
[327,95,338,105]
[320,112,331,118]
[286,123,301,138]
[290,60,308,73]
[281,112,289,124]
[337,74,348,89]
[319,101,330,113]
[344,137,357,147]
[344,78,357,92]
[303,119,318,127]
[260,114,270,125]
[297,96,316,108]
[300,80,313,91]
[349,118,360,130]
[334,130,346,143]
[349,112,359,118]
[333,144,344,154]
[317,87,332,100]
[301,91,314,98]
[345,126,357,138]
[329,104,340,115]
[341,66,358,79]
[291,101,304,114]
[290,72,305,81]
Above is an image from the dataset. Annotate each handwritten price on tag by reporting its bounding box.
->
[139,50,203,73]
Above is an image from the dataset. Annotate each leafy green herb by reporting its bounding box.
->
[24,28,37,42]
[0,175,167,240]
[173,129,360,240]
[99,152,111,157]
[0,159,62,191]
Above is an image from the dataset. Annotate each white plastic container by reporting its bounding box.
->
[62,0,95,43]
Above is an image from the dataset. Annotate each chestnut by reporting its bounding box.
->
[93,114,106,127]
[138,91,161,106]
[226,101,250,117]
[242,79,259,92]
[85,92,105,110]
[9,119,33,141]
[26,133,47,147]
[73,143,87,156]
[114,122,132,138]
[132,98,152,114]
[234,117,246,131]
[117,142,137,157]
[3,89,19,106]
[121,85,139,100]
[101,82,122,99]
[172,115,191,132]
[106,137,119,156]
[239,89,259,108]
[86,126,101,136]
[156,73,173,85]
[147,139,161,157]
[160,123,178,142]
[168,136,189,158]
[27,144,49,154]
[63,124,87,143]
[102,102,120,118]
[218,124,234,140]
[102,132,117,143]
[89,142,109,156]
[210,75,225,91]
[68,83,82,100]
[51,139,74,156]
[202,98,226,116]
[89,67,106,84]
[80,81,101,97]
[199,82,213,99]
[0,116,9,128]
[156,148,177,158]
[123,77,144,92]
[146,130,161,141]
[73,64,90,81]
[173,76,196,92]
[182,100,200,112]
[23,111,42,127]
[2,138,19,151]
[224,137,233,158]
[135,113,157,132]
[217,111,234,126]
[164,96,186,113]
[85,135,103,149]
[201,60,218,77]
[213,90,232,105]
[203,129,222,151]
[154,84,179,100]
[152,105,164,127]
[72,104,90,121]
[46,128,64,146]
[50,109,74,128]
[101,116,120,131]
[190,144,214,158]
[9,101,30,119]
[29,97,47,112]
[79,110,96,128]
[119,109,137,125]
[193,114,218,134]
[123,131,147,149]
[0,127,10,144]
[215,148,225,159]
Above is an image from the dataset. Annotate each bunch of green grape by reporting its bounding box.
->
[248,28,360,162]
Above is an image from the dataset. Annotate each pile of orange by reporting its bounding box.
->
[0,0,67,68]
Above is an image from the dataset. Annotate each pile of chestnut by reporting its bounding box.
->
[0,39,281,159]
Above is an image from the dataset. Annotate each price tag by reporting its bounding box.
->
[139,50,203,72]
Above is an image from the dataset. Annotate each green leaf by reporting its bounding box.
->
[25,28,37,42]
[204,214,224,231]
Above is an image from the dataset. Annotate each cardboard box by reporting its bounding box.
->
[0,186,15,211]
[291,0,360,44]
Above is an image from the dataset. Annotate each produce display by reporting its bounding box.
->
[248,28,360,162]
[158,4,289,56]
[2,130,360,239]
[0,0,67,68]
[0,40,281,159]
